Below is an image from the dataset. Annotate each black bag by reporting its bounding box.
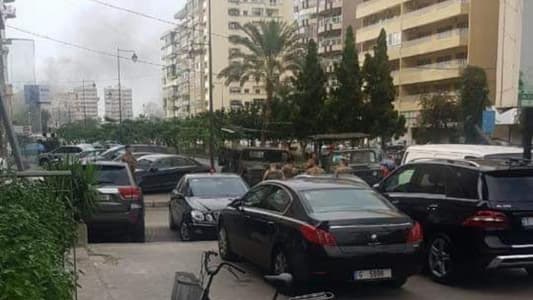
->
[171,272,204,300]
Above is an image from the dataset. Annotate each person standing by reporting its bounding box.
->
[305,159,325,176]
[263,163,285,181]
[281,157,298,179]
[121,145,137,174]
[335,156,352,176]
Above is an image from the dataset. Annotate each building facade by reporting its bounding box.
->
[73,83,99,121]
[162,0,294,118]
[49,91,77,128]
[355,0,523,134]
[104,87,133,121]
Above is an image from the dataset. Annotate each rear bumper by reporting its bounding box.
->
[302,247,422,281]
[86,209,143,228]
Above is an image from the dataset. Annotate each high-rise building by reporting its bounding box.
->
[73,82,99,121]
[50,91,77,128]
[104,87,133,121]
[293,0,361,73]
[355,0,523,135]
[162,0,294,118]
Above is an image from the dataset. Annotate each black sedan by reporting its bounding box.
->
[217,179,423,287]
[169,174,249,241]
[135,154,210,192]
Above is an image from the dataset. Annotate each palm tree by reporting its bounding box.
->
[218,20,302,143]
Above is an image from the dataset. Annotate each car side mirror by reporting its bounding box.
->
[171,189,184,198]
[229,198,242,209]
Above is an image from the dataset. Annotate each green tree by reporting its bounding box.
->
[329,25,363,133]
[218,20,302,143]
[415,93,460,143]
[459,65,490,143]
[290,39,327,152]
[362,29,406,146]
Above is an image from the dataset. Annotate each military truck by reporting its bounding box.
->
[219,147,290,186]
[327,148,383,185]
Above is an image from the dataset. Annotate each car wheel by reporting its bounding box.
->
[427,235,457,283]
[218,225,238,261]
[169,210,177,231]
[130,217,145,243]
[179,221,194,242]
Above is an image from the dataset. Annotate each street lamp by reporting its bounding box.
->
[116,48,138,143]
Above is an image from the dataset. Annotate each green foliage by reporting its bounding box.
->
[415,93,460,143]
[0,178,76,300]
[459,65,490,143]
[362,29,406,145]
[329,26,363,133]
[218,20,302,141]
[290,39,327,140]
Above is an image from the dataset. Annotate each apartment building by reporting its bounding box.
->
[72,83,99,121]
[162,0,294,118]
[355,0,523,132]
[293,0,361,72]
[104,87,134,121]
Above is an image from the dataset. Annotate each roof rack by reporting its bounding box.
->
[409,158,480,168]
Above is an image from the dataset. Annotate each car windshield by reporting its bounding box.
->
[189,177,247,198]
[93,165,131,186]
[100,146,124,160]
[485,171,533,202]
[302,188,391,215]
[242,150,288,162]
[331,151,377,164]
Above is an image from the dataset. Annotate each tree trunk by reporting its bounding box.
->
[261,81,274,146]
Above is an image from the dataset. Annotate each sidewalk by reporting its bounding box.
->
[75,247,115,300]
[145,193,170,208]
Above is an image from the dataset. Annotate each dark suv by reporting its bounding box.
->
[374,158,533,283]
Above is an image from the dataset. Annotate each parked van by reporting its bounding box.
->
[401,144,525,164]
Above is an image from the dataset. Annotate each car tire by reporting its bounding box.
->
[218,225,238,261]
[427,234,458,284]
[130,217,145,243]
[179,221,194,242]
[169,210,177,231]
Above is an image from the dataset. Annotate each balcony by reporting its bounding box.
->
[319,43,343,55]
[401,28,468,58]
[359,44,401,61]
[403,0,469,31]
[356,16,401,43]
[318,0,342,15]
[318,21,342,34]
[356,0,406,19]
[399,59,467,85]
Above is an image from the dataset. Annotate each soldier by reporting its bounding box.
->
[335,156,352,176]
[263,163,285,181]
[305,159,325,176]
[281,157,298,179]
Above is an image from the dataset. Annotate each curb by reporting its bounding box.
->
[147,201,169,208]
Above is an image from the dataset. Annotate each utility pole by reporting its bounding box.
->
[82,80,87,126]
[116,48,137,144]
[207,0,215,170]
[0,1,23,170]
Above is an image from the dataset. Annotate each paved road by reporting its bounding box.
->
[79,194,533,300]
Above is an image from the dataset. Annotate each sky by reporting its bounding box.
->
[6,0,185,116]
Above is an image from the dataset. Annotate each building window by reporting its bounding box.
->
[228,8,240,16]
[244,89,250,94]
[242,10,248,16]
[255,89,261,94]
[228,22,240,30]
[252,7,263,16]
[387,32,401,47]
[230,87,241,94]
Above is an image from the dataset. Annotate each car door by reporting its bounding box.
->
[380,164,446,227]
[245,184,292,269]
[149,158,174,190]
[224,185,272,258]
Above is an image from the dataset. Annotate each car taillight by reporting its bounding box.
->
[299,224,336,246]
[406,222,423,244]
[119,186,141,201]
[462,210,509,230]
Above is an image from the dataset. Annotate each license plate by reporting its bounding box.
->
[354,269,392,281]
[99,194,111,201]
[522,217,533,227]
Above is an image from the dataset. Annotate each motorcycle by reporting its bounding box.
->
[171,251,335,300]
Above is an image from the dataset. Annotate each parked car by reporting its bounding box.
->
[85,161,145,242]
[169,173,249,241]
[112,152,154,162]
[401,144,525,165]
[96,144,174,161]
[79,149,106,163]
[374,158,533,283]
[135,154,210,192]
[38,144,95,166]
[327,148,383,185]
[217,179,422,287]
[219,147,291,186]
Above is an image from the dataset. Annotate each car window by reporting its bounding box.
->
[53,147,67,153]
[70,147,82,153]
[410,165,446,194]
[93,165,132,186]
[154,158,172,168]
[137,159,152,170]
[242,185,272,208]
[446,167,479,199]
[484,170,533,202]
[262,186,291,213]
[174,157,193,166]
[383,166,415,192]
[189,177,248,198]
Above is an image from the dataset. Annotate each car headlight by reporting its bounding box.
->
[191,210,205,222]
[205,213,214,223]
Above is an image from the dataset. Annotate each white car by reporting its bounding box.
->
[401,144,525,165]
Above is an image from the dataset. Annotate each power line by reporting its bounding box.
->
[82,0,230,39]
[6,25,164,67]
